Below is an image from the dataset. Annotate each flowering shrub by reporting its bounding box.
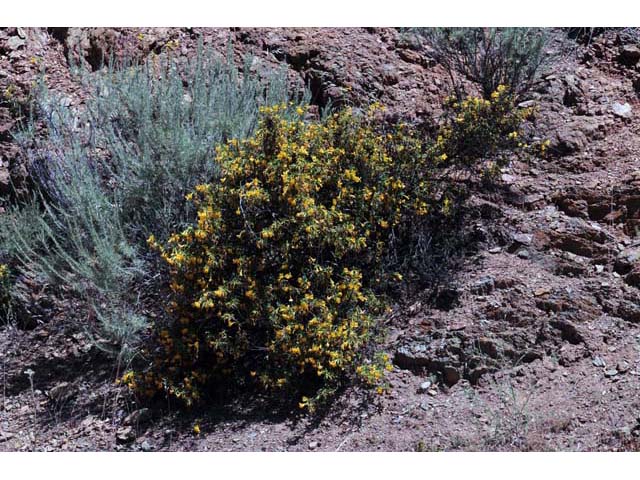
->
[132,105,437,408]
[130,88,534,409]
[435,84,536,173]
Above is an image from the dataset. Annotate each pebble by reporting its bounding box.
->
[418,381,432,393]
[427,389,438,397]
[617,361,630,374]
[512,233,533,245]
[534,287,552,297]
[116,426,135,444]
[612,102,632,119]
[592,357,606,368]
[517,249,530,259]
[604,369,619,378]
[7,36,26,50]
[48,382,75,403]
[488,247,501,254]
[308,441,319,450]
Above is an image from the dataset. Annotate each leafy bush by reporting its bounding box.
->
[411,28,549,100]
[1,49,305,357]
[131,91,533,408]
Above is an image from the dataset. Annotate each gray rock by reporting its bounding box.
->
[617,361,630,374]
[612,102,632,119]
[517,249,530,259]
[523,194,545,209]
[592,356,606,368]
[381,64,399,85]
[394,344,430,368]
[124,408,152,426]
[116,426,136,444]
[48,382,75,403]
[552,126,587,155]
[407,302,422,316]
[501,174,516,184]
[7,36,26,50]
[518,100,536,109]
[470,276,495,295]
[468,366,493,385]
[140,440,152,452]
[604,369,619,378]
[614,426,632,438]
[615,247,640,274]
[563,74,584,106]
[619,45,640,66]
[308,441,319,450]
[418,381,432,393]
[512,233,533,246]
[616,299,640,323]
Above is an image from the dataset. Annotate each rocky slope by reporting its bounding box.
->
[2,27,640,451]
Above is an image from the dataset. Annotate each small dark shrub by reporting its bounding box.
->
[411,28,550,100]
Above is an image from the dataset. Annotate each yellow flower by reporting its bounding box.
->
[344,169,361,183]
[193,424,201,435]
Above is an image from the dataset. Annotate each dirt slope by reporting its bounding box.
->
[2,27,640,451]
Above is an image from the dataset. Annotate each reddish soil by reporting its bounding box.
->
[2,27,640,451]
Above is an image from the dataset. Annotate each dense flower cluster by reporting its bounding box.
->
[126,88,534,409]
[436,84,536,173]
[132,105,437,407]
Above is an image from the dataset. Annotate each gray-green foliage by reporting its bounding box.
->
[1,48,306,358]
[410,28,549,100]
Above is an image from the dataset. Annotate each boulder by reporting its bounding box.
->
[619,44,640,67]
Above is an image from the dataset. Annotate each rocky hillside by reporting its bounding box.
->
[2,27,640,451]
